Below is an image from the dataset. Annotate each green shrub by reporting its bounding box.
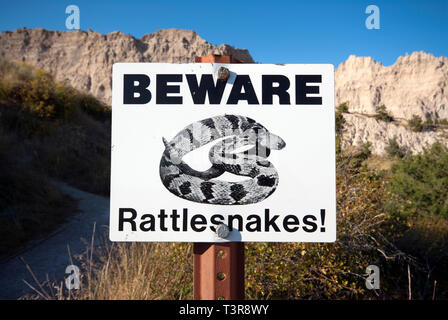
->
[337,102,349,114]
[386,142,448,219]
[408,115,436,132]
[385,136,408,159]
[335,103,350,154]
[358,141,372,159]
[335,102,349,137]
[0,58,109,122]
[436,118,448,126]
[385,142,448,298]
[246,165,393,299]
[374,105,394,122]
[423,117,436,131]
[335,112,346,136]
[408,115,424,132]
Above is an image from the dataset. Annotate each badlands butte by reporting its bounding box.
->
[0,28,447,154]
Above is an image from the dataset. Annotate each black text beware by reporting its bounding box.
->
[123,74,322,105]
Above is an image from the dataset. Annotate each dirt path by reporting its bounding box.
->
[0,183,109,300]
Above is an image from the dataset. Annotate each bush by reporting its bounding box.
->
[386,142,448,219]
[436,118,448,126]
[393,214,448,299]
[335,103,350,154]
[408,115,423,132]
[245,158,399,299]
[384,142,448,299]
[337,102,349,114]
[0,56,35,84]
[423,117,436,130]
[408,115,436,132]
[0,57,109,123]
[357,141,372,160]
[0,58,111,195]
[335,112,346,136]
[374,105,394,122]
[385,137,408,159]
[335,102,349,137]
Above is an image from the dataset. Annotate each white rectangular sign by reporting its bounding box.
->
[110,63,336,242]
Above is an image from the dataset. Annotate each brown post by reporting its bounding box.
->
[193,54,245,300]
[193,243,245,300]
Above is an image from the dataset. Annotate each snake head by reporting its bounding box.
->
[274,135,286,150]
[254,132,286,151]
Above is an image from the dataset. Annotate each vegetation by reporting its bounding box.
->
[386,142,448,219]
[385,136,408,159]
[407,115,437,132]
[245,162,391,299]
[0,57,110,257]
[408,115,424,132]
[423,117,436,131]
[28,141,448,300]
[374,104,394,122]
[22,134,447,301]
[337,102,349,114]
[0,57,110,194]
[381,142,448,299]
[335,102,350,153]
[436,118,448,126]
[27,160,395,300]
[335,102,349,135]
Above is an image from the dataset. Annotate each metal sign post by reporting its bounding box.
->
[193,242,244,300]
[193,54,245,300]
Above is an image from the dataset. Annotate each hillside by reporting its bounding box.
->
[0,28,253,104]
[0,56,110,257]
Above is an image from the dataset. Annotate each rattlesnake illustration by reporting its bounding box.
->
[159,115,286,205]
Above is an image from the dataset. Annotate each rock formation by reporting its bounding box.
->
[335,52,448,120]
[0,28,253,104]
[1,28,447,154]
[335,51,448,154]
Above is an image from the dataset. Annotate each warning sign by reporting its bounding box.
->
[110,63,336,242]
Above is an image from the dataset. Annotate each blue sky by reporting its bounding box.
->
[0,0,447,67]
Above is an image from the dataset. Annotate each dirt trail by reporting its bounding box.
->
[0,183,109,300]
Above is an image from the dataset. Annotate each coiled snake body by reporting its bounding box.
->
[160,115,286,205]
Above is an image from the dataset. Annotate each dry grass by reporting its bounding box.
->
[365,154,397,171]
[78,241,193,300]
[23,236,194,300]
